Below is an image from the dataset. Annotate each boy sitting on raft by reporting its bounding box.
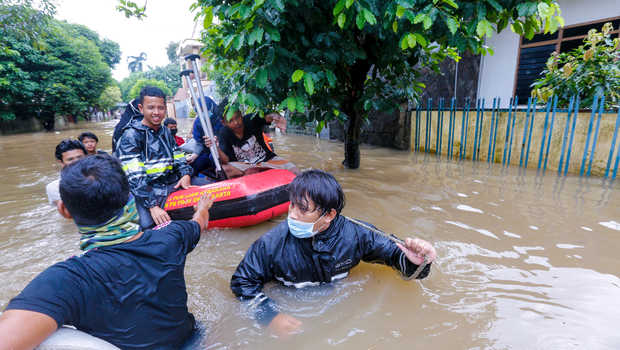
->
[0,155,214,350]
[115,86,209,229]
[231,169,437,336]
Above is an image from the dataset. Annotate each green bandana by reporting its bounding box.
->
[78,197,141,251]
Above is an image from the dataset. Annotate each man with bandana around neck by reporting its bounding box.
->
[231,169,437,337]
[0,155,214,350]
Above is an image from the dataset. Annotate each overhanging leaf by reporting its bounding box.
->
[292,69,304,82]
[303,74,315,95]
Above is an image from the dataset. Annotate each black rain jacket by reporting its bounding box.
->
[230,215,431,325]
[115,119,193,209]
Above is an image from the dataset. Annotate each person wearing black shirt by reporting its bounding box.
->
[0,155,214,350]
[215,109,300,175]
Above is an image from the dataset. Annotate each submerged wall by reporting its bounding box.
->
[411,107,620,176]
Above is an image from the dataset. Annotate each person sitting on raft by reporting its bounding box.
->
[0,155,214,350]
[46,139,87,207]
[214,107,299,176]
[164,118,185,146]
[78,131,107,155]
[115,86,209,229]
[185,96,225,177]
[230,169,437,336]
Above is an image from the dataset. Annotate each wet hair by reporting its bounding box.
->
[163,118,177,127]
[289,169,345,215]
[139,86,166,104]
[54,139,87,161]
[59,155,130,225]
[78,131,99,143]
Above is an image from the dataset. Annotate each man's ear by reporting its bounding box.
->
[56,200,72,220]
[326,208,338,222]
[138,103,144,113]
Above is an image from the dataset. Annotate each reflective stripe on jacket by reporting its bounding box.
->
[230,215,431,325]
[115,119,193,208]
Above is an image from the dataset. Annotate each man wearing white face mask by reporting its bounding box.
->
[230,169,437,337]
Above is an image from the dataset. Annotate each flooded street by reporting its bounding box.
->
[1,120,619,349]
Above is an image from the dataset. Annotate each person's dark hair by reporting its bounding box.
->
[78,131,99,143]
[60,155,130,225]
[139,86,166,104]
[163,118,177,127]
[289,169,345,215]
[54,139,87,161]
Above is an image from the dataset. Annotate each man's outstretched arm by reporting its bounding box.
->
[230,238,301,336]
[0,310,57,350]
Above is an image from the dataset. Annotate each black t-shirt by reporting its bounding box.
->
[218,114,276,163]
[6,220,201,350]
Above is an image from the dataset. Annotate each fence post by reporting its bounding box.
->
[448,98,456,159]
[502,97,514,166]
[586,96,605,177]
[524,98,538,168]
[580,95,600,176]
[564,97,580,176]
[437,98,444,157]
[605,108,620,178]
[537,98,553,171]
[558,96,576,175]
[425,98,432,153]
[519,98,533,168]
[460,98,471,160]
[506,97,519,166]
[542,96,558,172]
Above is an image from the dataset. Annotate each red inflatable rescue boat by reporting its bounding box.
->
[164,169,296,228]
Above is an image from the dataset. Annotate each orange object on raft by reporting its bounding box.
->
[164,169,296,228]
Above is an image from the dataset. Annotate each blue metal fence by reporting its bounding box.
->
[412,96,620,179]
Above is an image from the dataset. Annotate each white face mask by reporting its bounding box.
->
[287,213,325,239]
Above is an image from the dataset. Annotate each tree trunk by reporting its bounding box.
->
[342,58,370,169]
[343,110,361,169]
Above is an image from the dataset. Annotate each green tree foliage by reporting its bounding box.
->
[119,72,145,101]
[117,0,147,19]
[0,17,113,129]
[0,0,55,51]
[532,22,619,109]
[120,64,181,102]
[196,0,563,168]
[166,41,180,62]
[97,84,122,112]
[145,63,182,96]
[69,24,122,68]
[128,78,173,100]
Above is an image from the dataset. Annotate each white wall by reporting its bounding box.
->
[477,0,620,107]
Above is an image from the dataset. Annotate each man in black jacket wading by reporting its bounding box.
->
[230,169,437,336]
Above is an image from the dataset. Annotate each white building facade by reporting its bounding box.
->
[477,0,620,107]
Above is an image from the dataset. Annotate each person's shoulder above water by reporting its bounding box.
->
[46,179,60,206]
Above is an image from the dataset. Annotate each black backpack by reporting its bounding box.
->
[112,99,142,152]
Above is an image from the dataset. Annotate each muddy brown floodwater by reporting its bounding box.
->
[1,119,619,349]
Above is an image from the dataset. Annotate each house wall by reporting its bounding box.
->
[477,0,620,107]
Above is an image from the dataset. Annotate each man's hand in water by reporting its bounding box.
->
[269,313,302,337]
[149,206,171,226]
[192,194,214,231]
[174,174,194,190]
[396,238,437,265]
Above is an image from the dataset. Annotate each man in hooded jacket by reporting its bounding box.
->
[115,86,209,229]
